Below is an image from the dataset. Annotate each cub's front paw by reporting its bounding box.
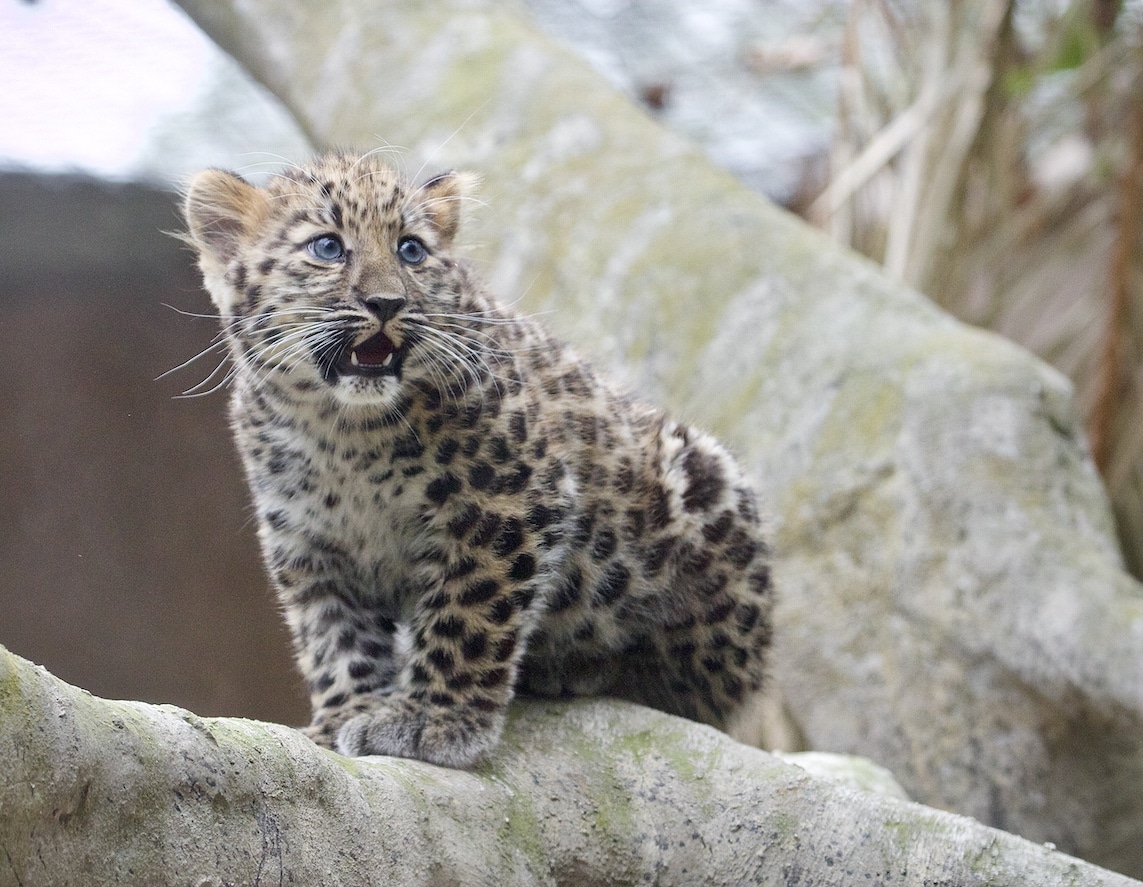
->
[335,696,504,769]
[300,698,374,749]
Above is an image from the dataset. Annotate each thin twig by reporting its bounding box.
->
[1089,65,1143,475]
[809,77,953,223]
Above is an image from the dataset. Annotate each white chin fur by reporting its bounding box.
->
[332,374,404,408]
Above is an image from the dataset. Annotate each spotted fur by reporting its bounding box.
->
[183,151,774,768]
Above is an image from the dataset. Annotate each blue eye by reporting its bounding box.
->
[307,234,345,262]
[397,236,428,265]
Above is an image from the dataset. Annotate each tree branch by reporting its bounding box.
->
[1089,60,1143,474]
[2,644,1137,886]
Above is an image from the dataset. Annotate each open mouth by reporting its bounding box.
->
[334,330,406,378]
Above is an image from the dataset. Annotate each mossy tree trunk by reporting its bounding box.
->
[2,645,1139,886]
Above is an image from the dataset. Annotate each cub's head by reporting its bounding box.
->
[183,151,478,410]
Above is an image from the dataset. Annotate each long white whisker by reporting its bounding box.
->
[155,339,230,382]
[234,153,306,180]
[407,321,517,384]
[352,142,412,174]
[245,326,336,390]
[421,305,552,323]
[162,303,222,320]
[392,408,421,444]
[411,326,513,404]
[175,358,238,398]
[417,193,491,214]
[409,326,477,402]
[409,103,489,186]
[418,343,471,410]
[417,320,528,358]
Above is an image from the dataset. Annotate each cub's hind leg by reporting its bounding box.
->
[660,568,774,729]
[623,562,774,730]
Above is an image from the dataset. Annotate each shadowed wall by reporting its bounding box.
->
[0,172,306,724]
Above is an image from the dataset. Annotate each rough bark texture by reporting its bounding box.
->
[3,644,1140,887]
[163,0,1143,876]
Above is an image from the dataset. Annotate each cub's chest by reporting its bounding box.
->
[245,421,436,549]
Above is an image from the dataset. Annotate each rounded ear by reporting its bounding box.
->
[418,170,479,243]
[183,169,269,266]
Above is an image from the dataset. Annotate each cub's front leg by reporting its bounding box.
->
[259,522,406,749]
[275,582,403,750]
[335,553,534,768]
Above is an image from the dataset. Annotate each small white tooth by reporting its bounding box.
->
[382,353,394,367]
[350,351,360,367]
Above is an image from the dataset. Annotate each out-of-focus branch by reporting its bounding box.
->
[1089,64,1143,473]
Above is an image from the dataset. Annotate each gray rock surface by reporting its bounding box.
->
[171,0,1143,875]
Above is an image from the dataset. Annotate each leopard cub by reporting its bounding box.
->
[183,151,774,768]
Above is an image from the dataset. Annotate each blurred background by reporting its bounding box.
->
[2,0,1140,723]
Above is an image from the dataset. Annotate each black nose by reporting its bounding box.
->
[363,294,407,323]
